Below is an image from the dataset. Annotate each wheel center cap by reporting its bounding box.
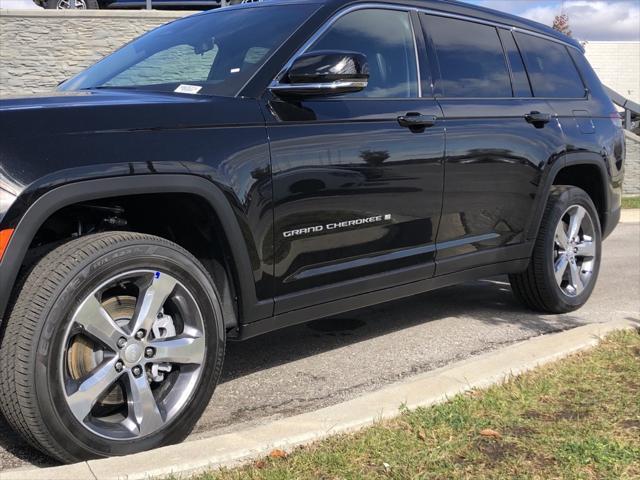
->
[123,343,143,364]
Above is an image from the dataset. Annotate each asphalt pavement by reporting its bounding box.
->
[1,219,638,470]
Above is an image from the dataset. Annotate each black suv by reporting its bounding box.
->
[0,0,625,463]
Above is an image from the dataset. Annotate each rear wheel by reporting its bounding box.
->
[0,232,225,462]
[509,186,601,313]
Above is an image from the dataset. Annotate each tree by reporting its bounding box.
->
[552,12,572,37]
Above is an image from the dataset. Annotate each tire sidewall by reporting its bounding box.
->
[33,240,225,460]
[541,188,602,310]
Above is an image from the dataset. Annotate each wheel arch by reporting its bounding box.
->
[527,153,611,244]
[0,174,269,329]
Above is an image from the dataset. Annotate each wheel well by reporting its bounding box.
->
[552,164,606,230]
[23,193,240,333]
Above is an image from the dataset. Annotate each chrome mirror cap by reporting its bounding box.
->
[269,79,368,97]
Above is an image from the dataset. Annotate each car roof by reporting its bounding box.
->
[224,0,582,51]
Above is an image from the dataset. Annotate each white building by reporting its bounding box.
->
[583,41,640,104]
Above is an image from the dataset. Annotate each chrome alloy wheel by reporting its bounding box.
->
[553,205,597,297]
[60,270,206,440]
[56,0,88,8]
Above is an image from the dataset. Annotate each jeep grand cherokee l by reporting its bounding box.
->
[0,0,624,462]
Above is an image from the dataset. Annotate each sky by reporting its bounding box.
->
[460,0,640,41]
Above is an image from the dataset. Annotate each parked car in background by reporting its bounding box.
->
[0,0,624,464]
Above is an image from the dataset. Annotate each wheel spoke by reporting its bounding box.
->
[576,240,596,258]
[73,295,127,350]
[555,221,569,250]
[569,261,585,295]
[125,373,165,436]
[554,255,569,286]
[67,358,122,421]
[131,273,177,335]
[567,206,586,241]
[151,336,205,365]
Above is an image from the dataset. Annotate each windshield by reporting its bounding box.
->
[59,4,317,97]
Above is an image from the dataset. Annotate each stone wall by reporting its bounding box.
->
[0,9,191,97]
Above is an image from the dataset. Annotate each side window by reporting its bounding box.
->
[307,9,418,98]
[424,15,511,98]
[498,29,532,97]
[514,32,585,98]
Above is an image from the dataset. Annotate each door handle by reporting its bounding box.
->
[525,111,552,127]
[397,112,437,129]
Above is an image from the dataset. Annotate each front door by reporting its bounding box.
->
[265,7,445,313]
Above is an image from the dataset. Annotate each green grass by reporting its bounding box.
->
[622,197,640,209]
[191,330,640,480]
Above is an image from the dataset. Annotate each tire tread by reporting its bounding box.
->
[0,232,218,463]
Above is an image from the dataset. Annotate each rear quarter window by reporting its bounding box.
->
[514,32,585,98]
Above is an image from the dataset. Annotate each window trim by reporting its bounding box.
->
[267,2,587,102]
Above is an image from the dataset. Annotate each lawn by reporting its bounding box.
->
[194,330,640,480]
[622,196,640,209]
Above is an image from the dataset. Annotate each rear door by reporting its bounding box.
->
[419,14,566,275]
[513,32,598,155]
[265,7,445,313]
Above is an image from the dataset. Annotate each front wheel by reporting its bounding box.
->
[0,232,225,463]
[509,186,602,313]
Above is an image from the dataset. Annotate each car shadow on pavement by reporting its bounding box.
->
[0,276,587,469]
[219,276,587,384]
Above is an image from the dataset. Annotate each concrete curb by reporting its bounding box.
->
[2,318,638,480]
[620,209,640,223]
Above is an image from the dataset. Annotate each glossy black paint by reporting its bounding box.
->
[0,90,275,322]
[265,96,444,312]
[0,0,624,337]
[284,51,369,85]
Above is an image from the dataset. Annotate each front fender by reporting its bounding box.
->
[0,174,271,324]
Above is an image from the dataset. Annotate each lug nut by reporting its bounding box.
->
[135,329,146,340]
[145,347,155,358]
[117,337,127,349]
[115,361,124,372]
[132,365,143,377]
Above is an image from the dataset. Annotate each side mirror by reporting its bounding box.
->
[270,51,369,97]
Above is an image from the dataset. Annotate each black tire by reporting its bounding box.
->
[45,0,99,9]
[509,186,602,313]
[0,232,225,463]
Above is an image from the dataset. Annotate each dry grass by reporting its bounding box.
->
[189,330,640,480]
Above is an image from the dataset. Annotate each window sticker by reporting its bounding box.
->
[174,84,202,94]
